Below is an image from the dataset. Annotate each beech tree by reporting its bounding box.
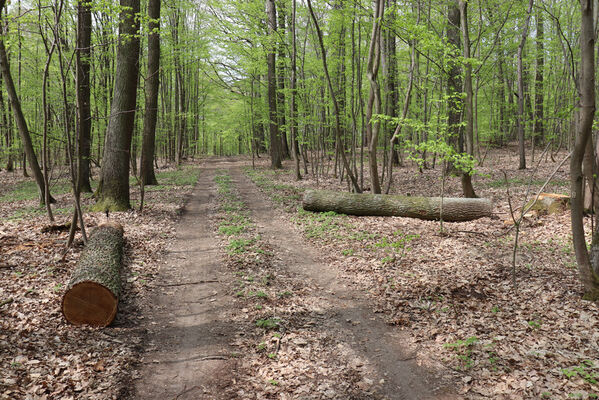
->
[570,0,599,300]
[96,0,141,211]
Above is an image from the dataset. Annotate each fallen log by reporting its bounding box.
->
[302,190,493,222]
[62,222,124,327]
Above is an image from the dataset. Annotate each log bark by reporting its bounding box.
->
[302,190,493,222]
[62,222,124,327]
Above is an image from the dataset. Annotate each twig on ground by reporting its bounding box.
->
[156,280,220,287]
[0,298,14,307]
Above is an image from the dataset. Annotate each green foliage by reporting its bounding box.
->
[255,317,280,330]
[561,361,599,385]
[444,336,478,371]
[227,237,257,254]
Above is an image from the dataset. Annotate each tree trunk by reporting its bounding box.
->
[76,0,92,193]
[303,190,493,222]
[140,0,160,186]
[365,0,385,194]
[459,0,477,198]
[534,10,544,145]
[277,2,290,159]
[571,0,599,300]
[290,0,301,180]
[62,222,124,326]
[266,0,282,169]
[446,2,462,162]
[516,0,534,170]
[96,0,141,211]
[385,0,399,167]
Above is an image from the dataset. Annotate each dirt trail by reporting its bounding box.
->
[134,158,457,399]
[134,160,239,399]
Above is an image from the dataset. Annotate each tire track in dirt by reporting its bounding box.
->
[229,166,458,400]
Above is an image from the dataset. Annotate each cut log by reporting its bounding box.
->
[302,190,493,222]
[62,222,124,327]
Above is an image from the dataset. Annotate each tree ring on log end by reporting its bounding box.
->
[62,281,118,327]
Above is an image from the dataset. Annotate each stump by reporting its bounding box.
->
[62,222,124,327]
[524,193,570,216]
[302,190,493,222]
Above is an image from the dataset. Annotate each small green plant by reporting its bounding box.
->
[255,305,263,310]
[256,317,280,330]
[342,248,355,256]
[235,290,245,297]
[491,306,499,313]
[267,353,276,359]
[227,238,256,254]
[444,336,478,370]
[528,320,541,330]
[257,342,267,351]
[254,291,268,299]
[268,379,279,386]
[278,291,292,298]
[219,223,246,236]
[561,360,598,385]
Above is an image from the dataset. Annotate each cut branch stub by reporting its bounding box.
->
[302,190,493,222]
[62,222,124,327]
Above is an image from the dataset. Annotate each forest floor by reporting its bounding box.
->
[1,145,598,399]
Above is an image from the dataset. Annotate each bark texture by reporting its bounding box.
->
[303,190,493,222]
[76,0,92,192]
[140,0,160,185]
[62,222,124,327]
[96,0,141,210]
[571,0,599,300]
[266,0,282,168]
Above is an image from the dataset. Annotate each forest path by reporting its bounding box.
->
[134,158,240,399]
[133,157,457,399]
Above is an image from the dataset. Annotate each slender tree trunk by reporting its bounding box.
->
[534,11,544,145]
[277,2,290,159]
[96,0,141,211]
[140,0,160,185]
[76,0,92,192]
[266,0,282,168]
[0,75,11,171]
[385,0,399,167]
[571,0,599,300]
[365,0,385,194]
[459,0,477,198]
[446,2,462,168]
[516,0,534,170]
[290,0,301,180]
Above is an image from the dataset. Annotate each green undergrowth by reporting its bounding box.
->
[213,169,293,368]
[244,167,304,211]
[145,166,202,191]
[245,167,420,267]
[1,165,201,220]
[0,179,73,203]
[214,170,267,260]
[487,176,568,190]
